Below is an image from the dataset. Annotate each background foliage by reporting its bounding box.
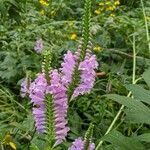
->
[0,0,150,149]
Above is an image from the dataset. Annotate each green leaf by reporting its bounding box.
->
[106,94,150,124]
[142,68,150,88]
[10,122,27,131]
[30,143,40,150]
[126,84,150,105]
[102,130,144,150]
[135,133,150,142]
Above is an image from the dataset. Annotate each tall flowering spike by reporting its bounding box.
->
[60,0,94,101]
[29,73,47,133]
[34,38,43,53]
[42,50,52,83]
[60,51,77,87]
[46,69,69,145]
[68,137,95,150]
[72,52,98,99]
[69,124,95,150]
[84,124,94,150]
[80,0,92,60]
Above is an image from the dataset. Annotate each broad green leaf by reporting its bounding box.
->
[102,130,144,150]
[142,68,150,88]
[106,94,150,124]
[126,84,150,105]
[135,133,150,142]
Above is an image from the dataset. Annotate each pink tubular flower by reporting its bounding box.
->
[60,48,98,100]
[69,137,95,150]
[46,69,69,145]
[72,53,98,99]
[60,51,77,87]
[20,78,30,98]
[29,73,47,133]
[34,38,43,53]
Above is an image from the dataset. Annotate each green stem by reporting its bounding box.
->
[140,0,150,53]
[132,35,136,84]
[84,124,94,150]
[43,51,54,149]
[80,0,92,61]
[45,94,55,149]
[95,35,137,150]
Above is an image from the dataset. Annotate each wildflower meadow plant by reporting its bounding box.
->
[21,0,98,149]
[34,38,44,53]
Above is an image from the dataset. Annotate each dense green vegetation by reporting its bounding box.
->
[0,0,150,149]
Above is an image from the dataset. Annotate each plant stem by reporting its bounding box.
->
[45,94,55,148]
[95,93,131,150]
[96,35,137,150]
[140,0,150,53]
[132,35,136,84]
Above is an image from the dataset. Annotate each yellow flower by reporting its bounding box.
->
[70,33,77,40]
[39,0,49,6]
[94,9,101,15]
[105,1,111,5]
[106,5,116,11]
[2,134,17,150]
[40,10,45,15]
[93,46,102,52]
[110,13,115,17]
[99,2,104,6]
[114,0,120,5]
[9,142,17,150]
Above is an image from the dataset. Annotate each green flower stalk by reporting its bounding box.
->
[80,0,92,61]
[84,124,94,150]
[42,50,52,84]
[68,124,95,150]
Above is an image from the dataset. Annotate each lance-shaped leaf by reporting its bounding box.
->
[101,130,145,150]
[106,94,150,124]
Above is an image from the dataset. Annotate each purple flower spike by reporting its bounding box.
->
[34,38,43,53]
[72,54,98,99]
[20,78,30,98]
[69,137,95,150]
[32,106,46,133]
[69,138,84,150]
[29,73,47,133]
[47,70,69,145]
[60,51,77,87]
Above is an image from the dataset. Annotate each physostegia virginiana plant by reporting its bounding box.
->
[20,0,98,149]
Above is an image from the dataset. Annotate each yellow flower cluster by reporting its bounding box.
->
[94,0,120,17]
[70,33,77,40]
[2,134,17,150]
[40,10,45,15]
[93,45,103,52]
[39,0,49,6]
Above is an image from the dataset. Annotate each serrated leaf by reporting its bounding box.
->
[135,133,150,142]
[142,68,150,88]
[102,130,144,150]
[126,84,150,105]
[106,94,150,124]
